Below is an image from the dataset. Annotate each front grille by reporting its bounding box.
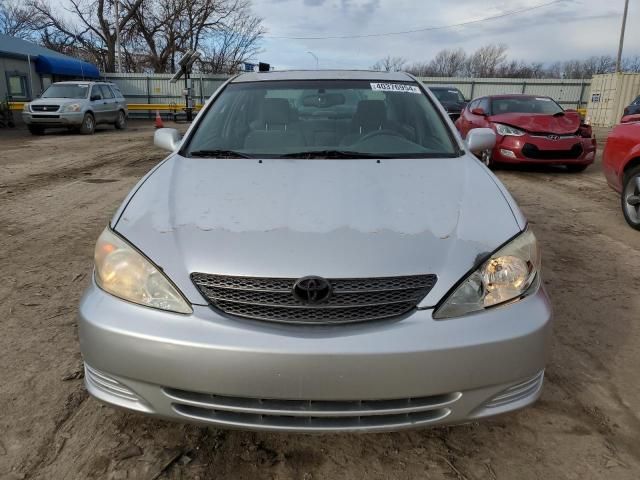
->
[529,133,578,139]
[522,142,583,160]
[31,104,60,112]
[164,388,459,432]
[31,114,60,119]
[191,273,437,325]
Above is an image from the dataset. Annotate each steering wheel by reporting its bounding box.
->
[358,129,406,142]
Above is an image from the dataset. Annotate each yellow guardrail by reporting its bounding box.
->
[8,102,203,111]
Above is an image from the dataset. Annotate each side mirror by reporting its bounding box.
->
[471,107,486,116]
[154,128,182,152]
[466,128,496,154]
[90,94,102,101]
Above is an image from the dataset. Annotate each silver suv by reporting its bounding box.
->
[22,81,128,135]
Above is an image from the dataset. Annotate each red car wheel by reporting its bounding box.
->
[622,165,640,230]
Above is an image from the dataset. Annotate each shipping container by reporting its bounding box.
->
[586,73,640,127]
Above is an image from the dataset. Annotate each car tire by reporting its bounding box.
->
[566,164,588,173]
[28,125,45,135]
[114,110,127,130]
[80,113,95,135]
[621,165,640,231]
[479,149,493,168]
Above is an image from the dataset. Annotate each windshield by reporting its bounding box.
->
[431,88,465,104]
[184,80,459,158]
[41,84,90,99]
[491,97,564,115]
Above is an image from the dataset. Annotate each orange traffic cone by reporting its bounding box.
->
[154,110,164,129]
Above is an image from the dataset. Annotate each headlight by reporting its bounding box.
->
[62,103,81,112]
[495,123,525,136]
[434,228,541,319]
[94,228,192,314]
[23,103,30,112]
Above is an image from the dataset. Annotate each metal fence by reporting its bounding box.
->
[102,73,592,113]
[102,72,229,107]
[419,77,592,108]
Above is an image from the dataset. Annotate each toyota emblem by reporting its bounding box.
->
[292,276,332,304]
[547,134,560,141]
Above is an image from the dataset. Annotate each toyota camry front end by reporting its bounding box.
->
[78,70,552,433]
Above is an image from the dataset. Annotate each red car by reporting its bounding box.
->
[603,119,640,230]
[455,94,596,171]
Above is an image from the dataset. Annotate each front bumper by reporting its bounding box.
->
[493,135,596,166]
[79,281,552,433]
[22,111,84,126]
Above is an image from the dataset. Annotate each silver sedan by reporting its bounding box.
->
[79,70,552,433]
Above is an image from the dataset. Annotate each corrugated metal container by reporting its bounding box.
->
[586,73,640,127]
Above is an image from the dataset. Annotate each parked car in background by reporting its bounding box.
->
[22,81,128,135]
[428,86,467,121]
[455,94,596,171]
[623,95,640,118]
[79,70,552,433]
[603,119,640,230]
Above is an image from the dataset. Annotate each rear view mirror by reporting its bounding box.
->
[154,128,182,152]
[471,108,486,116]
[91,94,102,101]
[466,128,495,154]
[302,93,345,108]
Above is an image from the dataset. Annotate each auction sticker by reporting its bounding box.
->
[370,83,421,94]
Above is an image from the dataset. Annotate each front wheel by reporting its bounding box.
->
[114,110,127,130]
[479,149,493,168]
[566,164,588,173]
[622,166,640,231]
[79,113,95,135]
[28,125,45,135]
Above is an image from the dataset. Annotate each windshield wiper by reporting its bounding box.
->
[278,150,388,159]
[188,149,253,158]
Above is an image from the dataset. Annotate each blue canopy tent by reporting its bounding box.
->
[35,55,100,79]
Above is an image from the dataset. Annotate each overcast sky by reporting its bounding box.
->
[248,0,639,69]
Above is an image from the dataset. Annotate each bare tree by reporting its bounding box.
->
[122,0,263,73]
[29,0,143,72]
[199,10,264,74]
[371,55,406,72]
[465,44,508,77]
[622,55,640,73]
[428,48,466,77]
[0,0,41,39]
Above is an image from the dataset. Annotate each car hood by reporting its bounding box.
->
[30,97,84,105]
[114,155,522,307]
[489,111,581,134]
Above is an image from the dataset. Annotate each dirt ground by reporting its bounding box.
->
[0,122,639,480]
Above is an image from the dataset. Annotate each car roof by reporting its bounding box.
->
[484,94,552,100]
[231,70,415,83]
[52,81,112,85]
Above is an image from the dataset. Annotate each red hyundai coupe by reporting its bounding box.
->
[455,94,597,171]
[603,118,640,230]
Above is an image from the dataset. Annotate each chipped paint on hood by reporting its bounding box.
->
[115,154,521,306]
